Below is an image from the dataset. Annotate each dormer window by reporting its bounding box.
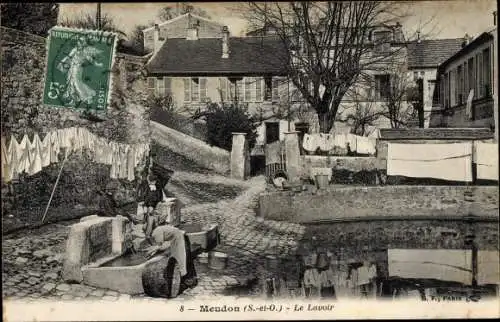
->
[373,30,391,53]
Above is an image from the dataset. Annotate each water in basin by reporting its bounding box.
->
[102,251,149,267]
[179,223,202,233]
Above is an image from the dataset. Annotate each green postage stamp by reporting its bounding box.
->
[42,26,117,112]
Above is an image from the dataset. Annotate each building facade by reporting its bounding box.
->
[142,13,223,54]
[434,29,497,136]
[406,38,464,127]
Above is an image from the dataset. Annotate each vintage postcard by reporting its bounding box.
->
[1,1,499,321]
[42,26,117,112]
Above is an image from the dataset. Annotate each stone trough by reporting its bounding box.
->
[61,200,219,298]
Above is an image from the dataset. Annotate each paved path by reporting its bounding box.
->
[2,175,305,301]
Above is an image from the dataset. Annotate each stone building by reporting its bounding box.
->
[433,27,497,140]
[1,26,151,225]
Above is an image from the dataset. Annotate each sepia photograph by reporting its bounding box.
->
[1,1,498,320]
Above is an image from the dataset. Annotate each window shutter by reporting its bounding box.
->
[199,78,207,101]
[148,77,155,96]
[478,53,484,97]
[191,78,200,101]
[272,77,279,101]
[157,77,165,96]
[183,78,191,101]
[464,62,468,96]
[255,77,263,102]
[244,77,253,102]
[236,80,243,102]
[264,77,272,101]
[218,78,227,102]
[165,77,172,96]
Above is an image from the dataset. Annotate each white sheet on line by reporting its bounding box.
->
[477,251,500,285]
[387,143,473,182]
[388,249,473,285]
[474,142,498,181]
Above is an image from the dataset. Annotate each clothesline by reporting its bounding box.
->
[1,127,150,184]
[302,133,377,155]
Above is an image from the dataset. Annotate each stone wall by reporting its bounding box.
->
[151,121,230,175]
[1,27,151,229]
[259,185,499,223]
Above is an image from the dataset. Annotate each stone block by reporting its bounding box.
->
[231,133,248,180]
[284,132,301,184]
[112,215,129,255]
[157,198,182,227]
[62,217,113,282]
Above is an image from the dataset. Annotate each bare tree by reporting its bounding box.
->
[158,2,211,21]
[60,11,126,37]
[243,1,414,133]
[338,90,384,136]
[128,23,150,54]
[382,72,421,128]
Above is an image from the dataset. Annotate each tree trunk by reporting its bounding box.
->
[417,104,425,128]
[318,112,330,133]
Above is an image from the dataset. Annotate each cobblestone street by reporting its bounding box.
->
[2,175,306,301]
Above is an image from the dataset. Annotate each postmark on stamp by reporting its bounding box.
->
[42,26,117,112]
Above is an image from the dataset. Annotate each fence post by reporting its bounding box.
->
[284,131,301,184]
[231,132,248,180]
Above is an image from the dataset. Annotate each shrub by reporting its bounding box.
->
[197,102,258,152]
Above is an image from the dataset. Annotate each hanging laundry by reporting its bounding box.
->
[319,267,335,287]
[319,267,336,298]
[73,127,85,156]
[388,249,473,285]
[105,140,114,165]
[348,267,359,296]
[110,143,119,179]
[474,142,498,181]
[368,263,377,281]
[333,268,350,289]
[346,133,357,153]
[302,133,317,153]
[265,140,283,165]
[319,133,335,152]
[7,135,20,181]
[477,250,500,285]
[356,264,372,286]
[17,134,31,175]
[49,130,60,164]
[94,138,107,164]
[1,136,10,183]
[40,133,51,168]
[334,133,347,149]
[303,268,321,297]
[387,143,473,182]
[119,145,129,179]
[86,130,96,159]
[28,133,43,176]
[57,128,71,149]
[127,146,136,181]
[356,136,377,155]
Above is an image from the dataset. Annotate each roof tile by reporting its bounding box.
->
[407,38,464,69]
[146,36,288,75]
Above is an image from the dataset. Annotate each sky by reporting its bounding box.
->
[58,1,497,39]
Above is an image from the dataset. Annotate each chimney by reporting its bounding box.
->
[394,22,403,42]
[187,24,199,40]
[222,26,230,59]
[154,24,165,54]
[462,33,470,47]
